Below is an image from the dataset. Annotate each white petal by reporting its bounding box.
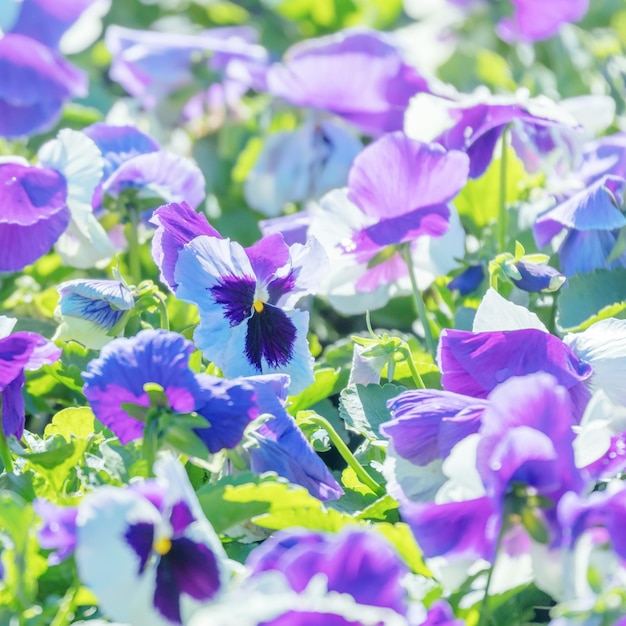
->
[473,288,548,333]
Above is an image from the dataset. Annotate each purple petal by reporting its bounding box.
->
[9,0,97,49]
[103,151,206,211]
[165,537,221,601]
[382,389,487,465]
[401,496,498,560]
[438,328,592,414]
[245,304,297,371]
[0,162,69,271]
[33,499,78,564]
[124,522,154,575]
[193,375,258,453]
[497,0,589,43]
[266,29,431,136]
[0,34,87,137]
[151,201,221,291]
[1,372,26,439]
[534,175,626,248]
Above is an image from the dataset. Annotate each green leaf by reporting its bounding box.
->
[42,341,95,395]
[374,522,431,577]
[556,268,626,331]
[355,494,400,523]
[44,407,95,442]
[163,424,209,460]
[287,367,341,415]
[197,473,352,534]
[454,147,530,233]
[296,410,332,452]
[338,383,405,440]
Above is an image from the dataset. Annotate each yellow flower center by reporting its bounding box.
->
[153,537,172,555]
[253,299,264,313]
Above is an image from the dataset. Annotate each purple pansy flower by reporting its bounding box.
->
[105,25,268,111]
[265,28,436,136]
[75,456,233,625]
[0,31,87,138]
[405,90,579,178]
[83,329,257,452]
[172,230,327,394]
[0,316,61,439]
[402,374,584,561]
[191,527,415,625]
[438,327,593,419]
[309,131,468,314]
[534,175,626,276]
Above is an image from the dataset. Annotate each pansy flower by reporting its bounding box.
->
[73,456,234,625]
[0,315,61,439]
[243,119,362,217]
[264,28,437,136]
[173,230,327,394]
[0,0,99,137]
[190,527,416,626]
[405,89,579,178]
[53,278,135,349]
[83,329,257,452]
[309,131,468,314]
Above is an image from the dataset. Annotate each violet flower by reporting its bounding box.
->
[0,316,61,439]
[33,499,78,565]
[405,89,579,178]
[534,175,626,276]
[83,329,257,453]
[309,131,468,314]
[172,230,327,394]
[105,25,268,111]
[0,0,92,138]
[265,28,436,136]
[74,456,233,626]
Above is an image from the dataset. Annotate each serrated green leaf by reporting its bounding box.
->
[44,407,95,442]
[556,268,626,331]
[287,367,341,415]
[338,383,405,440]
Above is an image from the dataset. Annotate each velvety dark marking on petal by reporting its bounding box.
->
[168,537,221,601]
[210,275,255,326]
[169,501,194,534]
[245,305,296,370]
[267,270,296,304]
[154,554,182,624]
[124,522,154,574]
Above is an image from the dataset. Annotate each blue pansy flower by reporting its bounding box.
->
[83,329,257,452]
[174,232,327,394]
[54,278,135,349]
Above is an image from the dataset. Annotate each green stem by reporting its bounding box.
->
[305,415,385,497]
[477,520,505,626]
[50,585,78,626]
[143,412,159,477]
[126,206,142,285]
[397,345,426,389]
[400,244,437,359]
[498,128,510,254]
[154,291,170,331]
[0,401,14,473]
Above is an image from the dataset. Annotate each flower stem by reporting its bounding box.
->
[305,414,385,497]
[400,243,437,359]
[498,128,510,254]
[50,585,78,626]
[0,402,14,473]
[143,412,159,477]
[477,521,505,626]
[153,291,170,331]
[397,344,426,389]
[126,206,142,285]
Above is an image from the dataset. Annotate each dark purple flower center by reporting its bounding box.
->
[246,304,297,371]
